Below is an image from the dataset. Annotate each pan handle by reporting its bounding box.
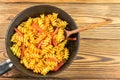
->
[0,59,13,75]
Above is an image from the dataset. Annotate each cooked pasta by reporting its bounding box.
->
[10,13,69,75]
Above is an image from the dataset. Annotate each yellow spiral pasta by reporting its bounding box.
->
[10,13,69,75]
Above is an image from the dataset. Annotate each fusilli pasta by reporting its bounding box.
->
[10,13,69,75]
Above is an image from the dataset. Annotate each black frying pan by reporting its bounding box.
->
[0,5,80,77]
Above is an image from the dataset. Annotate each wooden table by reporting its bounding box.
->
[0,0,120,80]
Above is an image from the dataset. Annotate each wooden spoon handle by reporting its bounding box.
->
[68,19,112,36]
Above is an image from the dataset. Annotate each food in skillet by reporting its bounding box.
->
[10,13,69,75]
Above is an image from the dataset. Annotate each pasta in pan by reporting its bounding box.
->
[10,13,69,75]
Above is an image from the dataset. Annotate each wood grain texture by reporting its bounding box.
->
[0,2,120,80]
[1,0,120,3]
[0,3,120,39]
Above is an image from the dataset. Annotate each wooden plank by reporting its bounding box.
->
[1,39,120,79]
[0,78,37,80]
[0,78,116,80]
[0,0,120,3]
[0,3,120,39]
[0,2,120,79]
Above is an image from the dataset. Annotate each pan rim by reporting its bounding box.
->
[5,4,80,77]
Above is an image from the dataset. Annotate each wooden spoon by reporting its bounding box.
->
[65,19,112,38]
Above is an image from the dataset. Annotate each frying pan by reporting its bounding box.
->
[0,5,79,77]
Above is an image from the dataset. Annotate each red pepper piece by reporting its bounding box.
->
[14,28,23,37]
[52,36,57,46]
[51,28,59,46]
[45,58,58,62]
[37,40,43,49]
[53,60,66,71]
[32,24,43,34]
[51,28,59,37]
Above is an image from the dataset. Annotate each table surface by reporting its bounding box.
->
[0,0,120,80]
